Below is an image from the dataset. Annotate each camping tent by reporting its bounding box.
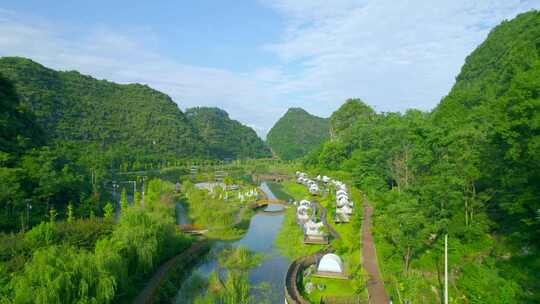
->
[317,253,344,273]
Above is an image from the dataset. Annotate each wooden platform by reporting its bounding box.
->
[304,235,329,245]
[314,271,349,280]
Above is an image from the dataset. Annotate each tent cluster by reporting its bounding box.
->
[295,199,328,244]
[237,188,258,202]
[296,171,320,195]
[332,180,354,223]
[296,199,313,223]
[315,175,332,184]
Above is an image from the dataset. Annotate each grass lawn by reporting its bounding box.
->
[276,179,368,301]
[302,276,357,303]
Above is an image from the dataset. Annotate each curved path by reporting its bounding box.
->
[362,202,390,304]
[133,240,210,304]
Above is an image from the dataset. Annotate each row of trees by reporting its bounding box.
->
[1,179,190,303]
[304,11,540,303]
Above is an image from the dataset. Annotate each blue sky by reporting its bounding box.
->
[0,1,539,137]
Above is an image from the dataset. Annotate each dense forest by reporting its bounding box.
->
[0,58,271,231]
[0,57,205,166]
[1,7,540,304]
[186,107,271,159]
[267,107,329,160]
[304,10,540,302]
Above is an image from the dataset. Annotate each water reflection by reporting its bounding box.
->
[175,182,290,303]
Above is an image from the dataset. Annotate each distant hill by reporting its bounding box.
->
[185,107,271,159]
[0,57,205,165]
[329,98,375,140]
[266,107,329,160]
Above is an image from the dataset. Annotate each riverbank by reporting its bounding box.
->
[168,181,292,304]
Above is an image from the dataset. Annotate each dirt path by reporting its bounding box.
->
[132,240,209,304]
[362,202,390,304]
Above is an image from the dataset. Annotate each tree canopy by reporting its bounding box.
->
[267,107,329,160]
[185,107,271,159]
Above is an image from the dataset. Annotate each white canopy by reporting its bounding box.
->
[337,205,353,215]
[297,205,311,221]
[336,189,348,196]
[336,193,348,201]
[317,253,344,273]
[304,220,325,236]
[299,200,312,207]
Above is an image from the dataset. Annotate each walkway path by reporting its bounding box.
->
[132,240,210,304]
[362,202,390,304]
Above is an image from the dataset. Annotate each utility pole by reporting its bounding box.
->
[445,234,448,304]
[141,176,147,207]
[111,181,120,207]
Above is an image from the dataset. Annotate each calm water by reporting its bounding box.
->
[175,182,290,303]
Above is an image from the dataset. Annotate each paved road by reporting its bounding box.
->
[362,202,390,304]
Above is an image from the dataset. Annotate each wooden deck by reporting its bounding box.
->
[304,234,329,245]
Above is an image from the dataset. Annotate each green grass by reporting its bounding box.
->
[266,182,294,201]
[274,208,324,260]
[280,181,311,201]
[274,180,369,302]
[302,276,356,303]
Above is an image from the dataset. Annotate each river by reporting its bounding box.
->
[174,182,291,303]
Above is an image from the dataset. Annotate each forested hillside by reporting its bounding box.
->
[0,57,205,167]
[329,98,375,140]
[0,58,273,232]
[186,107,271,159]
[267,108,329,160]
[304,10,540,303]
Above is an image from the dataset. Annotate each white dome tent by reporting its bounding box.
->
[304,220,325,237]
[299,200,311,207]
[336,189,348,197]
[303,219,328,244]
[296,205,312,223]
[309,184,319,195]
[316,253,348,278]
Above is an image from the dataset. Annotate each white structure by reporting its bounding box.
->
[309,184,319,195]
[303,219,328,244]
[304,220,325,237]
[336,193,348,201]
[297,205,312,222]
[317,253,344,274]
[336,197,349,208]
[339,205,353,215]
[336,189,348,197]
[322,176,331,183]
[299,200,311,207]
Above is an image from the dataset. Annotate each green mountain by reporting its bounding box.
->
[0,74,44,156]
[329,98,375,140]
[185,107,271,159]
[267,107,329,160]
[0,57,205,166]
[431,10,540,242]
[304,11,540,302]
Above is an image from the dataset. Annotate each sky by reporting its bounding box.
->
[0,1,539,138]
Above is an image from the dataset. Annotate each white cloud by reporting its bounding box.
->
[262,0,540,113]
[0,9,284,138]
[0,2,539,137]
